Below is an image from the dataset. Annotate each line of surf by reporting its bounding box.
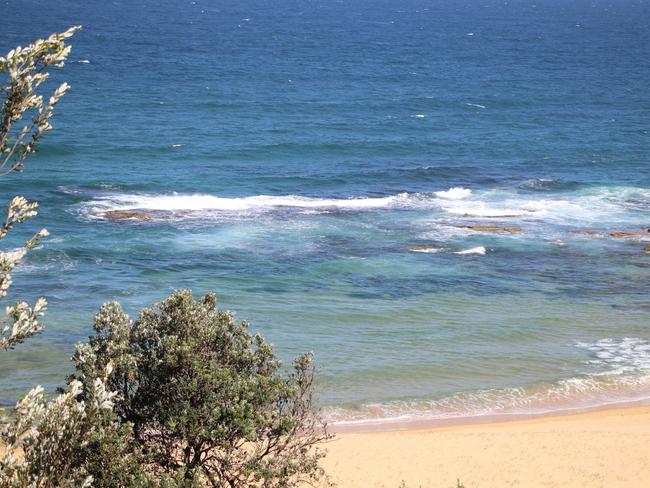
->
[325,338,650,428]
[72,185,650,226]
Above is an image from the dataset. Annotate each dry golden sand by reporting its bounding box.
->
[322,405,650,488]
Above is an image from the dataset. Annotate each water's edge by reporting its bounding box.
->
[330,397,650,434]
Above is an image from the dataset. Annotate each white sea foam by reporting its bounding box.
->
[76,185,650,229]
[433,187,472,200]
[410,247,448,254]
[432,186,632,221]
[453,246,486,255]
[410,246,485,255]
[442,202,527,217]
[466,102,486,109]
[437,186,650,225]
[576,338,650,376]
[80,192,411,219]
[326,376,650,426]
[81,187,467,221]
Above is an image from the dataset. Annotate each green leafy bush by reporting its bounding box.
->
[71,290,331,487]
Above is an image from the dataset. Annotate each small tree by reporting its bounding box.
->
[71,290,332,487]
[0,26,80,350]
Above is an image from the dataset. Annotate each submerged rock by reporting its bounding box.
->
[104,210,150,221]
[462,213,520,218]
[410,245,433,252]
[455,225,521,233]
[609,229,650,238]
[573,230,604,237]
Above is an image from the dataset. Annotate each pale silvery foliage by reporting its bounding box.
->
[0,29,154,488]
[0,196,49,350]
[0,366,118,488]
[0,27,80,350]
[0,25,81,176]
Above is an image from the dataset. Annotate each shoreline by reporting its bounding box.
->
[323,403,650,487]
[329,396,650,433]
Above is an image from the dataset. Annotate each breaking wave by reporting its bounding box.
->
[454,246,486,255]
[73,185,650,229]
[98,192,403,211]
[76,189,448,220]
[433,186,472,200]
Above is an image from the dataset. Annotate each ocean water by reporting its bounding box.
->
[1,0,649,425]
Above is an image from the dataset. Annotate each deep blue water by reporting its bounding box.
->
[1,0,649,422]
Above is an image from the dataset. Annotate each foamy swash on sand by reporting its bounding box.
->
[326,338,650,426]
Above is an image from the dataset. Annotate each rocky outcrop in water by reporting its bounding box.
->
[455,225,522,233]
[104,210,150,221]
[409,245,433,252]
[573,230,604,237]
[609,229,650,238]
[462,213,520,218]
[573,229,650,239]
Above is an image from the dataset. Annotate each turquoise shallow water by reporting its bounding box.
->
[1,0,649,423]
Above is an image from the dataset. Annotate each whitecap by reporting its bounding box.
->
[453,246,486,255]
[76,185,650,228]
[465,102,486,109]
[434,187,472,200]
[79,192,413,221]
[409,246,448,254]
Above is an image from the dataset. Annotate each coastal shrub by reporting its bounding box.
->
[0,25,80,351]
[0,366,153,488]
[70,289,332,487]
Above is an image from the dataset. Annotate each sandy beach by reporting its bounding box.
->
[323,405,650,488]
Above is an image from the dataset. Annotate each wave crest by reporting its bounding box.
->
[433,187,472,200]
[73,185,650,228]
